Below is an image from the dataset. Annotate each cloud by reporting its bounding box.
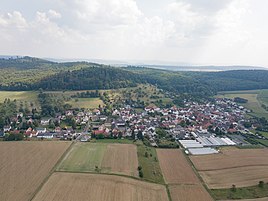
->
[0,11,28,29]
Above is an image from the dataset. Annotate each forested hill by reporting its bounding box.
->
[1,57,268,98]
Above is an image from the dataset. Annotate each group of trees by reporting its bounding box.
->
[38,92,71,117]
[2,57,268,104]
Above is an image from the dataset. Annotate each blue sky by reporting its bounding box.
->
[0,0,268,67]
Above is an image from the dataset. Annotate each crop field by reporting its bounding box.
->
[169,185,213,201]
[157,149,199,184]
[190,148,268,188]
[101,144,138,176]
[58,143,139,177]
[0,141,71,201]
[32,172,169,201]
[157,149,213,201]
[217,90,268,119]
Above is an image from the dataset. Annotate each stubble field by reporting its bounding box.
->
[169,184,213,201]
[190,148,268,188]
[0,141,71,201]
[32,172,169,201]
[157,149,213,201]
[157,149,199,184]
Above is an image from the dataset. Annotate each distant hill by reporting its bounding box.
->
[1,56,268,99]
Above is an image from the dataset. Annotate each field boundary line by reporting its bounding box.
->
[54,169,168,186]
[29,141,74,201]
[199,164,268,172]
[183,150,216,201]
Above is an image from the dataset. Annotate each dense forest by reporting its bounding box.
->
[1,57,268,98]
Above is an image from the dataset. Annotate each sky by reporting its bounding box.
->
[0,0,268,66]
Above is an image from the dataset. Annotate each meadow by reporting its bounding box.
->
[217,89,268,119]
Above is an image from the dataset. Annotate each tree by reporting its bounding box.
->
[137,130,143,140]
[231,184,236,192]
[259,181,264,188]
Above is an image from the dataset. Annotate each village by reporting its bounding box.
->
[1,97,265,155]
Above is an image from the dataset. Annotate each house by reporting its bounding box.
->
[3,126,11,132]
[36,127,47,135]
[37,132,54,139]
[41,118,50,126]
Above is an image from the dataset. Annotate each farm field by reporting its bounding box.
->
[0,141,71,201]
[157,149,213,201]
[190,148,268,188]
[169,184,213,201]
[58,143,139,177]
[32,172,169,201]
[157,149,199,184]
[212,183,268,200]
[217,90,268,119]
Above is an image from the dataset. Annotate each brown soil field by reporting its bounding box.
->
[223,197,268,201]
[32,172,169,201]
[157,149,199,184]
[169,184,214,201]
[200,166,268,189]
[0,141,71,201]
[190,148,268,189]
[190,148,268,171]
[101,144,138,177]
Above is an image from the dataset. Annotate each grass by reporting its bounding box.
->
[66,98,104,109]
[0,91,40,110]
[57,143,107,172]
[216,90,268,119]
[137,144,165,184]
[211,183,268,200]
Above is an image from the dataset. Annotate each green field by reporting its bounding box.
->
[137,144,165,184]
[0,91,40,110]
[217,90,268,119]
[57,143,107,172]
[66,98,104,109]
[211,183,268,200]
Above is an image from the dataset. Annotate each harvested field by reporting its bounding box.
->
[190,148,268,171]
[33,172,169,201]
[223,198,268,201]
[58,143,138,177]
[0,141,71,201]
[102,144,138,176]
[169,185,213,201]
[157,149,199,184]
[200,166,268,189]
[190,148,268,189]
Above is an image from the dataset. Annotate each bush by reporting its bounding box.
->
[139,170,143,178]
